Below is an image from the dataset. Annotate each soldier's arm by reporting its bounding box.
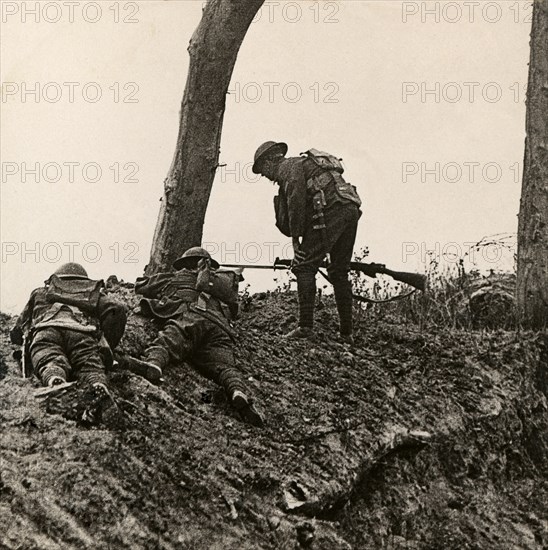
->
[282,161,307,238]
[135,273,172,298]
[96,293,128,350]
[10,289,38,344]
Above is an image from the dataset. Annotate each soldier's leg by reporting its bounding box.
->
[129,318,197,382]
[193,326,263,427]
[291,230,324,335]
[63,329,121,424]
[291,204,357,336]
[64,330,108,386]
[146,323,189,368]
[326,205,361,341]
[29,327,71,386]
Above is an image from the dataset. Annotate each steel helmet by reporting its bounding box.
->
[53,262,89,280]
[173,247,220,270]
[252,141,288,174]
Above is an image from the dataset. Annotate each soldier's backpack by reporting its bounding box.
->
[45,275,105,313]
[301,148,345,174]
[301,149,362,208]
[195,259,243,312]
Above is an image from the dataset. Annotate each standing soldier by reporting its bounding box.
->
[252,141,362,344]
[9,263,128,423]
[129,247,264,428]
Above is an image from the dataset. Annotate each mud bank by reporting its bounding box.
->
[1,291,547,549]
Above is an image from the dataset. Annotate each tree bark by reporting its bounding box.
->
[517,0,548,329]
[146,0,265,275]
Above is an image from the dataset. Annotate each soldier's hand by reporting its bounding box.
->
[10,325,24,346]
[292,236,301,254]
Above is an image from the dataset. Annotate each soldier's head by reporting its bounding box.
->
[52,262,89,280]
[252,141,288,180]
[173,247,220,271]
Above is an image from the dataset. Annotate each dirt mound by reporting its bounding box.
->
[1,289,547,549]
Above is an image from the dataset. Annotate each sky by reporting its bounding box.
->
[0,0,533,313]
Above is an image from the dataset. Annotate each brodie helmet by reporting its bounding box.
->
[173,247,220,270]
[53,262,89,280]
[252,141,288,174]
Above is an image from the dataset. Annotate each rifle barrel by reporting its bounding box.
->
[220,264,290,270]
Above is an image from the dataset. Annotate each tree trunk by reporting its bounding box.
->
[517,0,548,329]
[146,0,265,275]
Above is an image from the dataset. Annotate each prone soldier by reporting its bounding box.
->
[129,247,264,428]
[9,263,128,423]
[252,142,362,344]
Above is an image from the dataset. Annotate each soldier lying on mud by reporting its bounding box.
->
[10,263,127,424]
[127,247,264,428]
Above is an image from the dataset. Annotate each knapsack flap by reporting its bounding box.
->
[302,148,345,174]
[46,275,104,313]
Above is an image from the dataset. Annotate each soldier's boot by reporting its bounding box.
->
[40,364,67,387]
[286,273,316,339]
[76,364,121,425]
[232,391,264,428]
[127,357,164,384]
[35,364,75,398]
[127,345,166,383]
[219,368,264,428]
[332,276,354,344]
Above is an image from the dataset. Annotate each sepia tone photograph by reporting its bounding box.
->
[1,0,547,548]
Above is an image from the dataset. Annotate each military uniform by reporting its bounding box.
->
[132,248,263,427]
[10,264,127,390]
[253,142,362,340]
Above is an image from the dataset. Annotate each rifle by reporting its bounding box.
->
[221,258,426,292]
[12,333,33,379]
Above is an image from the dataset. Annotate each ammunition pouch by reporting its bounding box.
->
[330,172,362,207]
[303,148,361,209]
[46,275,104,313]
[307,170,361,214]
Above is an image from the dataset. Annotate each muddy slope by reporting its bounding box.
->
[1,292,547,549]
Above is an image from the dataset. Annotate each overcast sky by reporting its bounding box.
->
[1,0,532,313]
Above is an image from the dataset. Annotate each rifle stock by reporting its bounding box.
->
[381,269,427,292]
[349,262,426,292]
